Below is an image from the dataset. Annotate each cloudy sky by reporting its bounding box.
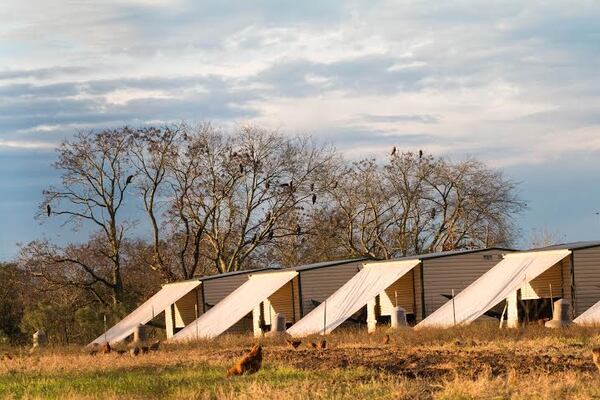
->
[1,0,600,259]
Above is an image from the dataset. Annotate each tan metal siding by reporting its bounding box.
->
[380,272,415,315]
[414,265,423,321]
[174,289,200,328]
[521,262,563,300]
[422,250,506,317]
[299,262,362,316]
[573,247,600,316]
[264,278,300,324]
[202,274,250,307]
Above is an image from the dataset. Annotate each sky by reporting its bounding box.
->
[1,0,600,260]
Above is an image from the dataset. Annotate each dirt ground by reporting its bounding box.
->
[209,340,598,379]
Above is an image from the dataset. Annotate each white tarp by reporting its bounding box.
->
[574,300,600,325]
[89,280,201,346]
[171,270,297,341]
[287,259,421,337]
[416,249,571,328]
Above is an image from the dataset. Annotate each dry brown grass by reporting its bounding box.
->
[1,323,599,399]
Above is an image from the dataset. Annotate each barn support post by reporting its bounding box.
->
[506,290,519,328]
[367,295,379,333]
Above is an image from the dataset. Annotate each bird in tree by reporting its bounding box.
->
[267,230,274,240]
[419,149,423,159]
[312,193,317,205]
[125,175,134,185]
[265,180,270,190]
[430,208,436,220]
[296,224,301,235]
[239,163,244,174]
[310,183,315,191]
[391,146,397,156]
[46,204,51,217]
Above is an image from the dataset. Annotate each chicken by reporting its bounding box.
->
[141,346,149,354]
[149,340,161,351]
[318,340,327,350]
[382,334,390,345]
[286,339,302,349]
[227,345,263,377]
[593,347,600,374]
[307,341,318,349]
[88,343,100,356]
[130,346,140,357]
[101,342,111,354]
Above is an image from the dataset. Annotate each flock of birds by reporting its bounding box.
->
[87,340,160,357]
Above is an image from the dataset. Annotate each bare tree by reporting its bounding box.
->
[170,125,337,273]
[330,151,525,259]
[38,129,134,305]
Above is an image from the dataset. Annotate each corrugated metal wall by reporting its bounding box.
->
[263,277,301,324]
[574,246,600,316]
[298,262,363,316]
[380,271,415,315]
[421,250,506,319]
[520,260,565,300]
[174,289,202,329]
[202,274,250,308]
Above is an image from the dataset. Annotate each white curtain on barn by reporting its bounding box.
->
[416,250,571,328]
[171,271,298,341]
[574,300,600,325]
[287,259,421,337]
[89,280,201,346]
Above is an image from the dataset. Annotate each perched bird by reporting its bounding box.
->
[279,183,290,188]
[239,164,244,174]
[593,348,600,373]
[125,175,134,185]
[267,230,274,240]
[310,183,315,191]
[46,204,51,217]
[318,340,327,350]
[312,193,317,205]
[286,339,302,349]
[382,334,390,345]
[430,208,436,220]
[295,224,301,235]
[130,346,140,357]
[101,342,112,354]
[149,341,161,351]
[307,342,318,349]
[391,146,397,156]
[265,180,270,190]
[227,345,263,377]
[419,149,423,159]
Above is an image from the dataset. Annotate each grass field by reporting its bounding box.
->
[1,324,599,399]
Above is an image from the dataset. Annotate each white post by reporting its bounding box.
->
[507,290,519,328]
[451,289,456,326]
[367,296,378,333]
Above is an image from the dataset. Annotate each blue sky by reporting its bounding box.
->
[1,0,600,259]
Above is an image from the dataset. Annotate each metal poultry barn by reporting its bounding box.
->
[89,267,276,346]
[287,248,509,337]
[417,241,600,328]
[169,258,366,342]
